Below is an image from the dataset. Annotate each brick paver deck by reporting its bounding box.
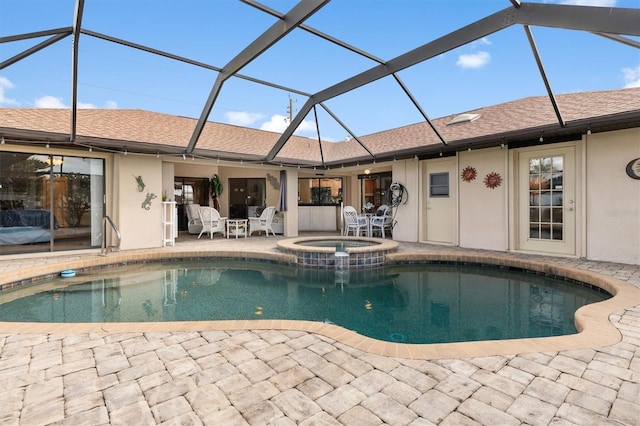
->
[0,233,638,425]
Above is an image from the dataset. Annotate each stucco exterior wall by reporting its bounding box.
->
[284,168,299,237]
[585,128,640,264]
[116,155,163,250]
[109,129,638,264]
[392,159,420,242]
[458,147,508,250]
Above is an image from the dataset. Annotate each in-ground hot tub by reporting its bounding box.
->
[277,236,399,269]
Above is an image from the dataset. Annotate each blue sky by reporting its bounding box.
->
[1,0,639,143]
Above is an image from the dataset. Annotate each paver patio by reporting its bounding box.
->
[0,233,638,425]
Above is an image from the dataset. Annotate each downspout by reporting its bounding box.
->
[455,153,460,247]
[581,132,588,259]
[503,143,510,251]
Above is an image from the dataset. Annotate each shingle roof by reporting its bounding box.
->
[1,87,638,166]
[356,87,640,160]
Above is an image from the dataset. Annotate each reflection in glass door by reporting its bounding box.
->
[229,178,265,219]
[519,146,575,255]
[0,152,105,254]
[528,156,564,240]
[359,172,392,212]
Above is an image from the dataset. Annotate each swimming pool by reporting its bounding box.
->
[0,260,609,344]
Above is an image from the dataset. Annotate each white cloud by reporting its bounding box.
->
[623,65,640,88]
[260,114,292,133]
[456,51,490,69]
[224,111,264,126]
[259,114,318,136]
[560,0,616,6]
[295,118,317,134]
[35,97,118,109]
[0,76,19,106]
[474,37,491,46]
[35,95,66,108]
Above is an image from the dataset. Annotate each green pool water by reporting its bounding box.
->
[0,260,609,344]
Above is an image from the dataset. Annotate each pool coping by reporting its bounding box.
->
[0,248,637,360]
[276,236,399,253]
[276,236,399,268]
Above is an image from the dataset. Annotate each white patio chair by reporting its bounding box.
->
[185,203,202,235]
[197,206,226,239]
[344,206,368,236]
[249,206,276,236]
[370,204,393,238]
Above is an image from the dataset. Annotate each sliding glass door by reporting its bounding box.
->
[229,178,265,219]
[0,151,105,254]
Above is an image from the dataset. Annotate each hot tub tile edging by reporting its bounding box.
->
[276,236,399,269]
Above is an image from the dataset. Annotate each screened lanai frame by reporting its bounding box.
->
[1,0,639,169]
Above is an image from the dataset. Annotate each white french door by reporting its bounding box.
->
[518,146,575,255]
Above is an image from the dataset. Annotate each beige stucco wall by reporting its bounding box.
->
[108,128,638,264]
[116,154,163,250]
[585,128,640,264]
[458,147,508,250]
[284,168,298,237]
[173,162,218,180]
[392,158,420,242]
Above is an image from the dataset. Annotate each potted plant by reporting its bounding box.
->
[210,174,223,211]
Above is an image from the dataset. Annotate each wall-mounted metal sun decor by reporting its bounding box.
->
[484,171,502,189]
[461,166,477,182]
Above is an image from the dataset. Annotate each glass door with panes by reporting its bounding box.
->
[519,146,575,255]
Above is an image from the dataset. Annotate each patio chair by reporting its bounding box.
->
[185,203,202,234]
[197,206,226,239]
[344,206,368,236]
[249,206,276,236]
[370,204,393,238]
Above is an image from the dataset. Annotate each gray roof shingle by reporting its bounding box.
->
[1,87,638,165]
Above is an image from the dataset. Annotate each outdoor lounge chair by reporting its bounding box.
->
[185,203,202,235]
[249,206,276,236]
[197,206,226,239]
